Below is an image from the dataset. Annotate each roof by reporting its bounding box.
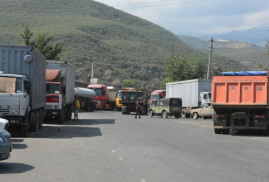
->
[221,71,268,76]
[46,70,61,82]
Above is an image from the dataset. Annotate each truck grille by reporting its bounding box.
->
[0,108,10,115]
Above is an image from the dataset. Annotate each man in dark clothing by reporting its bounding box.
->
[135,99,141,119]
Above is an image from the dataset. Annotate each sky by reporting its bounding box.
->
[94,0,269,37]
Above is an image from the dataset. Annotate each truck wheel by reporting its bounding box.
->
[214,129,221,134]
[30,112,38,132]
[148,110,153,117]
[20,125,27,137]
[162,111,167,119]
[174,114,180,118]
[58,112,64,124]
[181,109,187,118]
[193,113,198,120]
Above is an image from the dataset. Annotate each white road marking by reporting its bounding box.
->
[141,179,146,182]
[118,157,124,160]
[111,150,116,153]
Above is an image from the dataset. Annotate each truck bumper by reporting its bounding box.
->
[45,109,61,118]
[214,120,267,130]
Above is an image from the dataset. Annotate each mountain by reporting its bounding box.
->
[178,35,269,69]
[199,28,269,47]
[0,0,247,89]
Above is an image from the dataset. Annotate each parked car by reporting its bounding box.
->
[0,118,8,130]
[190,103,213,120]
[0,129,12,161]
[148,98,182,118]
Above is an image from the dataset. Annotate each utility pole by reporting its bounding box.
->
[91,63,93,84]
[207,38,214,79]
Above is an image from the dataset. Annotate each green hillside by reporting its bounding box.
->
[178,35,269,69]
[0,0,247,89]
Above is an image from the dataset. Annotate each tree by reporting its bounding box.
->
[163,54,207,84]
[20,25,63,60]
[122,79,134,88]
[20,25,34,46]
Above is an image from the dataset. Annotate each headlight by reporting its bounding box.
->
[12,109,18,115]
[0,137,4,143]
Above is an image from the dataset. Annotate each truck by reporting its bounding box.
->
[74,87,96,111]
[45,60,75,123]
[0,45,46,137]
[166,79,211,118]
[116,88,137,111]
[87,84,117,110]
[121,90,150,115]
[151,90,166,100]
[212,71,269,134]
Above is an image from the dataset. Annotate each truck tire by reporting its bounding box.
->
[193,113,198,120]
[58,112,64,124]
[148,110,153,117]
[30,112,38,132]
[162,110,167,119]
[174,114,180,118]
[181,109,187,118]
[215,129,229,134]
[20,125,27,137]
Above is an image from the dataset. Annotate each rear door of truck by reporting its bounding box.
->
[212,74,268,107]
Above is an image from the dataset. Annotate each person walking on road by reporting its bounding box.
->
[74,97,80,120]
[135,99,141,119]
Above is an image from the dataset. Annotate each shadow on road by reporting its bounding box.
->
[28,125,102,139]
[231,130,269,137]
[45,119,115,126]
[0,163,34,174]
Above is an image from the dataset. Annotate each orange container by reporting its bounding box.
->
[212,75,268,106]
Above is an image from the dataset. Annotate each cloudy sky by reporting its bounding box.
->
[94,0,269,37]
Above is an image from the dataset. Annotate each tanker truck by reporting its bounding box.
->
[74,87,96,111]
[87,84,117,110]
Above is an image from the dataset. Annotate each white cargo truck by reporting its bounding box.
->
[166,79,211,118]
[45,60,75,122]
[0,45,46,136]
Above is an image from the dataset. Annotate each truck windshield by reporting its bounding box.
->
[122,92,137,101]
[90,88,103,97]
[151,94,160,99]
[46,84,60,94]
[0,77,22,94]
[117,92,122,98]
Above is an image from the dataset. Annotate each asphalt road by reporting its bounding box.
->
[1,111,269,182]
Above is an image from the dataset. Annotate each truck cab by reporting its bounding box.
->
[0,74,31,135]
[88,85,107,110]
[116,91,122,111]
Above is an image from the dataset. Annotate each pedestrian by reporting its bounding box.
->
[135,99,141,119]
[74,97,80,120]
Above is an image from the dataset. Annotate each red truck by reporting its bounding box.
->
[151,90,166,100]
[212,71,269,134]
[87,84,117,110]
[45,61,75,123]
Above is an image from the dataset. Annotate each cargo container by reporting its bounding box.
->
[166,79,211,118]
[0,45,46,136]
[212,71,269,134]
[45,60,75,122]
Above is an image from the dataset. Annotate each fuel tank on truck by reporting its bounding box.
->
[74,87,96,99]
